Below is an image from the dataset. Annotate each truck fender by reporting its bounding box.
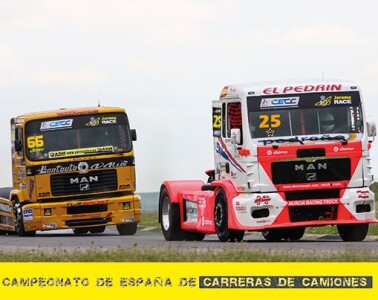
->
[210,180,243,229]
[10,189,25,203]
[159,180,204,223]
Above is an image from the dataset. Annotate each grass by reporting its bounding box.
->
[139,211,159,228]
[1,246,378,262]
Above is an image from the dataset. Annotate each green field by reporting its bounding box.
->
[1,246,377,262]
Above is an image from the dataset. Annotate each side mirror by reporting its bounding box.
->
[367,121,376,137]
[15,140,22,152]
[231,128,241,145]
[131,129,137,141]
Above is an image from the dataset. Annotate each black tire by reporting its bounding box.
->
[159,188,185,241]
[13,200,36,237]
[73,227,89,235]
[231,230,245,242]
[89,226,106,234]
[184,231,206,241]
[117,223,137,235]
[262,229,284,241]
[283,227,305,241]
[0,230,6,235]
[337,223,369,241]
[214,189,244,242]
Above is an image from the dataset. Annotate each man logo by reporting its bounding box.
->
[306,173,317,181]
[80,183,90,191]
[70,176,98,184]
[295,163,327,171]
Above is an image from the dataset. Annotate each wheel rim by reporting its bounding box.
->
[14,202,22,232]
[161,196,170,231]
[215,202,225,231]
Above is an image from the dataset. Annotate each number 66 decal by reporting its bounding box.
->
[27,135,45,148]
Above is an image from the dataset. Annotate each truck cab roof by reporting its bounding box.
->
[219,79,360,99]
[12,106,126,124]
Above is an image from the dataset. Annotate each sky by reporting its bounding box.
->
[0,0,378,192]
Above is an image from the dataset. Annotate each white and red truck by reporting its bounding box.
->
[159,80,377,242]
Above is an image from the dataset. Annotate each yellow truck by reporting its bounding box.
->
[4,106,140,236]
[0,188,14,235]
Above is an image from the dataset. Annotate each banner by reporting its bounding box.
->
[0,262,376,299]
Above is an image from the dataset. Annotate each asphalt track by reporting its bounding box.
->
[1,226,378,255]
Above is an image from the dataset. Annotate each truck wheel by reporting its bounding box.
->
[160,188,185,241]
[214,189,244,242]
[283,227,305,241]
[184,231,206,241]
[89,226,106,234]
[337,224,369,241]
[13,201,36,237]
[262,229,284,241]
[117,223,137,235]
[73,227,89,235]
[232,230,245,242]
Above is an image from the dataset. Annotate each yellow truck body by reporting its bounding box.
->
[9,106,140,236]
[0,190,15,234]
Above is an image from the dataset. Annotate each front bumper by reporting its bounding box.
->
[21,194,141,232]
[230,187,377,230]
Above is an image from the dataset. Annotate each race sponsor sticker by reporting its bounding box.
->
[0,203,12,213]
[40,119,73,131]
[260,97,299,109]
[185,200,198,222]
[23,208,34,221]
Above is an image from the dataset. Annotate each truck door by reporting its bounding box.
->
[11,124,25,190]
[213,101,246,184]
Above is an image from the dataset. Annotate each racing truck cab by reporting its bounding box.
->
[10,106,140,236]
[159,80,377,242]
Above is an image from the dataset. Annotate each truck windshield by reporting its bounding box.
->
[25,113,132,161]
[247,91,363,139]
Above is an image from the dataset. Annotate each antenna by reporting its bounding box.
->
[97,82,101,107]
[321,66,324,80]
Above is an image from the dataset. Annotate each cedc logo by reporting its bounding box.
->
[260,97,299,108]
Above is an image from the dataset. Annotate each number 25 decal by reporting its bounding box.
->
[213,115,221,129]
[259,114,281,128]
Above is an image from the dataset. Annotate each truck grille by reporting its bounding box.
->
[51,170,117,196]
[272,158,350,184]
[67,204,108,215]
[285,189,339,200]
[289,205,338,222]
